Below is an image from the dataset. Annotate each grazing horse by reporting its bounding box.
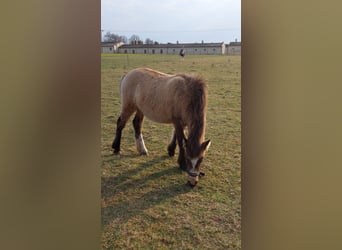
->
[179,49,185,58]
[112,68,211,186]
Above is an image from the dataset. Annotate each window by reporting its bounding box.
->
[132,50,135,54]
[144,50,147,54]
[109,47,112,51]
[160,49,163,54]
[152,49,155,54]
[124,50,127,54]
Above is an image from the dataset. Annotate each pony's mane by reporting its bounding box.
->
[177,74,208,157]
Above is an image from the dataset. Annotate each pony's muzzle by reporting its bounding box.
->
[187,172,199,187]
[187,171,205,187]
[187,175,199,187]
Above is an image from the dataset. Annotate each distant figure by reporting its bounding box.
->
[179,49,185,59]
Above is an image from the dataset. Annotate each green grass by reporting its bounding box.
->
[101,54,241,249]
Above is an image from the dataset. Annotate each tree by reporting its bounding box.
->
[145,38,154,45]
[119,35,128,44]
[129,34,142,44]
[103,32,120,42]
[103,32,127,43]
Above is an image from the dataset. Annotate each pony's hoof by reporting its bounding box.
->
[113,150,120,155]
[167,146,175,157]
[139,151,148,156]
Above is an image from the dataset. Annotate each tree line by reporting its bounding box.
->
[103,31,159,45]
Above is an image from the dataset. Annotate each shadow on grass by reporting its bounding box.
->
[102,182,191,227]
[101,156,191,227]
[102,155,171,196]
[102,151,138,163]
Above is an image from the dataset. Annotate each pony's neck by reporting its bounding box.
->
[182,74,207,158]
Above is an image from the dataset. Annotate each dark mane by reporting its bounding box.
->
[177,74,208,158]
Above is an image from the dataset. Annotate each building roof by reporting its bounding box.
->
[101,42,123,47]
[119,42,224,49]
[228,42,241,46]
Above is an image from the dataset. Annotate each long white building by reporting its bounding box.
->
[101,41,241,55]
[117,42,226,55]
[226,41,241,55]
[101,42,124,54]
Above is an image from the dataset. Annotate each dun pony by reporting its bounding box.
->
[112,68,211,186]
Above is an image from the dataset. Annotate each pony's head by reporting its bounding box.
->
[185,139,211,187]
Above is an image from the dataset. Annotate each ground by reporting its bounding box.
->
[101,54,241,249]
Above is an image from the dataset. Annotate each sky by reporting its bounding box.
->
[101,0,241,44]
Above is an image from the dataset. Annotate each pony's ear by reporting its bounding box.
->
[201,140,211,152]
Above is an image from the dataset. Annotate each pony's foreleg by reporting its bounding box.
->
[133,110,148,155]
[174,124,187,171]
[167,129,177,157]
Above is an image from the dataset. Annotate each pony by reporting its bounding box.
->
[111,68,211,186]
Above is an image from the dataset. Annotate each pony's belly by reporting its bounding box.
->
[143,111,172,124]
[135,97,174,124]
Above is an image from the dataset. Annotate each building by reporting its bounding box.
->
[101,42,124,53]
[226,41,241,55]
[117,42,226,55]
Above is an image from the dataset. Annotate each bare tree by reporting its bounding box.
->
[103,32,120,42]
[120,35,128,44]
[102,32,153,45]
[103,32,128,43]
[129,34,142,44]
[145,38,154,44]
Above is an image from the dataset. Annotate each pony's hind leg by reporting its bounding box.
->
[112,109,135,154]
[167,129,177,157]
[112,116,125,154]
[133,110,148,155]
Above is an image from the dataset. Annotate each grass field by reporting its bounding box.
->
[101,54,241,249]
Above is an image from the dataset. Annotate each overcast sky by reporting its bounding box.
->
[101,0,240,44]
